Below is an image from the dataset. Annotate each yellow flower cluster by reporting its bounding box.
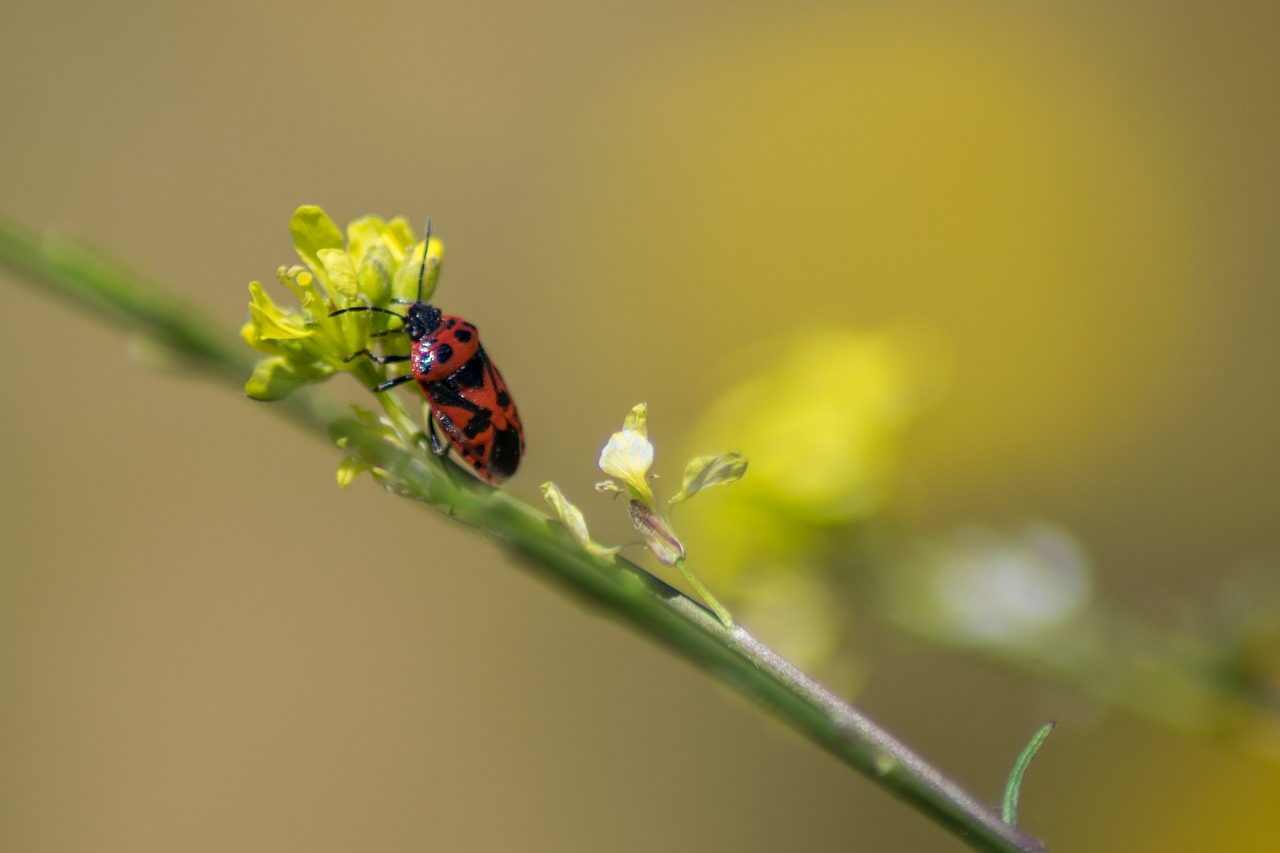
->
[240,205,442,400]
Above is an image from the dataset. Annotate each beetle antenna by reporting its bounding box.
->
[416,217,433,303]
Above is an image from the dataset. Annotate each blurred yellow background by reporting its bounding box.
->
[2,1,1278,850]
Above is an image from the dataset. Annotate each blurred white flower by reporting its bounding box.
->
[931,523,1091,644]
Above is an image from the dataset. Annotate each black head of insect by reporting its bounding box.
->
[401,302,442,341]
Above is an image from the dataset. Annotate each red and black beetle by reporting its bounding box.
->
[330,223,524,483]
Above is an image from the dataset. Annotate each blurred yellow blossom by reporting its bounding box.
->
[681,327,946,582]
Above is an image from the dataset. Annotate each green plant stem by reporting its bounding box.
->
[0,218,1047,853]
[673,556,735,627]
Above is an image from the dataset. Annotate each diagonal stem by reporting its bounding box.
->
[0,217,1048,853]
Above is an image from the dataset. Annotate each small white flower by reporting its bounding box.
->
[598,402,657,507]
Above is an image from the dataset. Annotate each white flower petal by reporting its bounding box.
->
[598,427,656,505]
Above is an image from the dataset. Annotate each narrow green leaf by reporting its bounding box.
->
[1002,721,1055,826]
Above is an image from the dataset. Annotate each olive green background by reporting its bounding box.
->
[2,2,1278,850]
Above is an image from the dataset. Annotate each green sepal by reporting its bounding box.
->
[541,482,620,558]
[330,405,406,451]
[245,356,308,400]
[627,499,685,567]
[336,456,371,489]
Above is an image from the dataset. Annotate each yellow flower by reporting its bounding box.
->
[241,205,443,401]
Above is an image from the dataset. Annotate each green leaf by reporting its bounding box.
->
[670,451,748,505]
[289,205,344,283]
[1002,721,1055,826]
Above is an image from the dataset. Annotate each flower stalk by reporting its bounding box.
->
[673,556,734,627]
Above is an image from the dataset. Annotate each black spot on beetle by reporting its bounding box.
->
[454,328,473,343]
[435,343,453,365]
[463,408,492,438]
[495,390,510,408]
[451,352,487,388]
[488,426,522,478]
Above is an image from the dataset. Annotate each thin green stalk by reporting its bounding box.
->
[673,556,735,627]
[1003,722,1056,826]
[0,217,1048,853]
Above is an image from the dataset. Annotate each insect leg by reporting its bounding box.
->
[424,410,464,490]
[343,349,411,366]
[328,306,405,320]
[426,416,448,458]
[372,374,416,393]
